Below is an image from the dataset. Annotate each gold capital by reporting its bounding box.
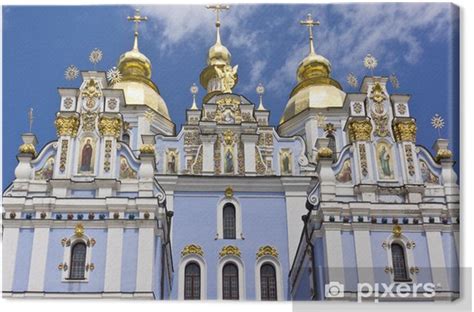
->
[98,116,122,138]
[55,115,80,137]
[348,120,373,142]
[393,119,417,142]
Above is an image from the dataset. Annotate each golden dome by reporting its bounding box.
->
[113,34,170,119]
[208,41,231,66]
[113,80,170,118]
[297,52,331,82]
[280,24,344,124]
[280,85,346,124]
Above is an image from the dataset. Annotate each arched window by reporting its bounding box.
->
[223,203,236,239]
[260,263,277,301]
[122,133,130,145]
[391,243,410,282]
[326,133,337,162]
[184,262,201,300]
[69,242,86,280]
[222,263,239,300]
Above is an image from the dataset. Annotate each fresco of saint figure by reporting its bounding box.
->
[222,109,235,123]
[35,157,54,180]
[281,152,291,175]
[420,160,439,184]
[79,138,94,173]
[377,143,393,179]
[224,149,234,173]
[167,152,177,174]
[336,159,352,183]
[119,156,137,179]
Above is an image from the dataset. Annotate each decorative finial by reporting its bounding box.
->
[127,8,148,51]
[389,73,400,89]
[107,66,122,85]
[64,65,79,81]
[431,113,445,138]
[256,83,265,110]
[28,108,34,133]
[206,4,230,45]
[346,72,358,88]
[190,83,199,110]
[363,54,378,76]
[300,13,320,55]
[89,48,103,69]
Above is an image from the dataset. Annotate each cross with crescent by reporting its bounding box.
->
[128,9,148,35]
[300,13,320,54]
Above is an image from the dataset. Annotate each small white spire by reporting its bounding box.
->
[190,83,199,110]
[256,83,265,110]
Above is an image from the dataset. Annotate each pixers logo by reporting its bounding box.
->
[357,282,436,302]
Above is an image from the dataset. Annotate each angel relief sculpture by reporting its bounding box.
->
[215,65,238,93]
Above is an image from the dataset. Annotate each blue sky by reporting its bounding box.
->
[2,4,459,187]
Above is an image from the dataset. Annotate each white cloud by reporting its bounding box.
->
[136,3,455,96]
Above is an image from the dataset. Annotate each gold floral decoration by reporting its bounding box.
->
[317,147,333,160]
[348,120,372,142]
[223,129,235,145]
[139,144,155,155]
[75,223,85,237]
[55,115,80,137]
[181,244,204,257]
[392,225,402,238]
[256,246,279,259]
[224,186,233,198]
[370,83,386,104]
[435,148,453,163]
[98,116,122,138]
[219,245,241,258]
[393,120,417,142]
[18,143,36,156]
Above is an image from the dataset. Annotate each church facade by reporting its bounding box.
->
[2,7,459,301]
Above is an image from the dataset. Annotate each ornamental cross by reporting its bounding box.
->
[300,13,320,54]
[28,107,34,132]
[127,9,148,35]
[206,4,230,26]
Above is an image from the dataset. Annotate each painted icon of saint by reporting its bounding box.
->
[282,154,290,174]
[224,149,234,173]
[80,139,93,172]
[379,145,391,177]
[168,153,176,174]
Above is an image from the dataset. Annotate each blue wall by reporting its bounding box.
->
[170,191,290,300]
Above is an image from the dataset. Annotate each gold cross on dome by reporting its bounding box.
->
[206,4,230,26]
[128,9,148,35]
[300,13,320,54]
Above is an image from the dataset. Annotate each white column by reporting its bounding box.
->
[425,229,449,290]
[353,225,375,285]
[282,178,312,263]
[135,227,155,292]
[27,227,50,291]
[323,226,345,285]
[104,227,124,292]
[201,135,216,174]
[241,134,258,175]
[2,227,20,292]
